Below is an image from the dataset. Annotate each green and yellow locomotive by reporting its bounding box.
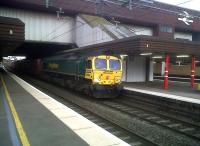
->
[43,55,123,98]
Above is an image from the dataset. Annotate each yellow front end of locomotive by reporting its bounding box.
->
[93,70,122,85]
[87,55,122,85]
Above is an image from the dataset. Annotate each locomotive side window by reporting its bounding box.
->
[95,59,107,70]
[86,60,92,69]
[109,59,121,70]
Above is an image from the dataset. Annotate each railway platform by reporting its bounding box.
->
[123,80,200,104]
[0,69,129,146]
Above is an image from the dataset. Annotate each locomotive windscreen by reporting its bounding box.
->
[95,59,107,69]
[109,59,121,70]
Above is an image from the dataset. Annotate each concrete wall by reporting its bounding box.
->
[121,57,127,81]
[0,7,74,43]
[122,56,153,82]
[127,56,146,82]
[149,60,154,81]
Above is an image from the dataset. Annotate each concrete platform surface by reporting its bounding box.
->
[0,71,89,146]
[123,80,200,104]
[0,69,130,146]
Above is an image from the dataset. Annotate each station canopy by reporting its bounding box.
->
[59,35,200,58]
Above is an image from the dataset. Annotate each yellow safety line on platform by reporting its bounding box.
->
[0,75,30,146]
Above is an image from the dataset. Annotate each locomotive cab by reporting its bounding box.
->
[84,55,122,98]
[85,55,122,85]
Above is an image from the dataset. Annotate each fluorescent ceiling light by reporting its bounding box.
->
[152,56,163,59]
[16,56,26,60]
[140,53,152,56]
[3,57,9,60]
[3,56,26,61]
[176,55,189,58]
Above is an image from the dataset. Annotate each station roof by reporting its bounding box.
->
[61,35,200,57]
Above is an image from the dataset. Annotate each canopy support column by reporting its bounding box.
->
[164,54,169,90]
[191,55,196,88]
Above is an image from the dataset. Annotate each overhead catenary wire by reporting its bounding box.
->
[41,3,93,41]
[75,25,149,46]
[73,1,195,44]
[47,1,152,42]
[47,0,199,44]
[86,0,200,18]
[47,0,107,41]
[48,16,100,41]
[177,0,193,6]
[40,18,71,41]
[56,14,153,47]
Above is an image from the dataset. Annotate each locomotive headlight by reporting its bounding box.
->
[94,76,101,82]
[115,77,120,82]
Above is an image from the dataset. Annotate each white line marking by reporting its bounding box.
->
[124,87,200,105]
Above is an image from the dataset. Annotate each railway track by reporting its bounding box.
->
[118,95,200,127]
[123,90,200,121]
[61,101,156,146]
[19,75,200,146]
[101,98,200,141]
